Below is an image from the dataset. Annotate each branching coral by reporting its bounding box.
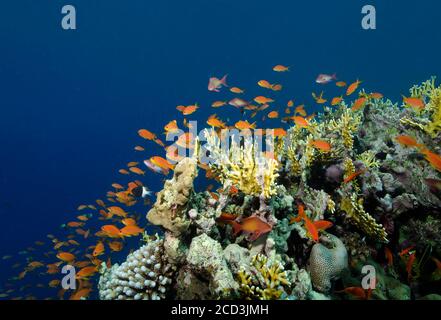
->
[237,254,290,300]
[328,107,361,150]
[340,194,388,243]
[98,236,175,300]
[203,129,279,198]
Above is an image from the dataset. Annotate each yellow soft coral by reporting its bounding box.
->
[203,130,279,198]
[237,254,290,300]
[340,194,388,243]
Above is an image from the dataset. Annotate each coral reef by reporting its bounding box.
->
[98,78,441,301]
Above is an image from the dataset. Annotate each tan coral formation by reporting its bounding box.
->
[147,157,198,236]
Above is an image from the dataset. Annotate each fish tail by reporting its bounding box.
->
[221,74,228,87]
[332,73,337,80]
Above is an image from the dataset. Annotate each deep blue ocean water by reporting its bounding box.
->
[0,0,440,298]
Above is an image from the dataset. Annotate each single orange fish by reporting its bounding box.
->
[108,241,124,252]
[177,104,199,115]
[134,145,145,151]
[351,97,367,111]
[230,87,244,94]
[120,225,144,237]
[151,156,174,171]
[310,140,331,152]
[254,96,274,105]
[395,135,422,148]
[287,100,294,107]
[230,216,272,241]
[346,80,362,96]
[207,114,226,128]
[370,92,383,99]
[235,120,256,130]
[138,129,156,140]
[403,96,425,111]
[92,242,105,257]
[305,217,319,242]
[420,149,441,172]
[211,101,227,108]
[331,96,343,106]
[101,225,121,238]
[129,167,145,175]
[336,81,347,87]
[56,252,75,263]
[273,65,289,72]
[271,84,283,91]
[343,169,367,184]
[293,116,309,128]
[268,111,279,119]
[76,266,97,279]
[258,80,273,89]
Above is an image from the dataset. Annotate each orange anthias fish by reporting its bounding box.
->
[287,100,294,107]
[420,149,441,172]
[254,96,274,105]
[230,87,244,94]
[346,80,362,96]
[293,116,309,128]
[230,216,272,241]
[310,140,331,152]
[403,96,425,111]
[151,156,174,171]
[211,100,227,108]
[138,129,156,141]
[235,120,256,130]
[107,206,128,218]
[273,65,289,72]
[395,135,422,148]
[351,97,367,111]
[336,81,347,87]
[56,252,75,263]
[109,241,124,252]
[76,266,97,279]
[290,204,306,224]
[164,120,179,133]
[343,169,367,184]
[92,242,105,257]
[258,80,273,89]
[101,225,122,238]
[267,111,279,119]
[271,84,283,91]
[120,225,144,237]
[134,145,145,151]
[207,114,226,128]
[129,167,145,175]
[304,217,319,242]
[331,96,343,106]
[370,92,384,99]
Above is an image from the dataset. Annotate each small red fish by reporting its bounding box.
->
[343,169,367,184]
[384,247,393,267]
[406,252,416,280]
[230,216,272,241]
